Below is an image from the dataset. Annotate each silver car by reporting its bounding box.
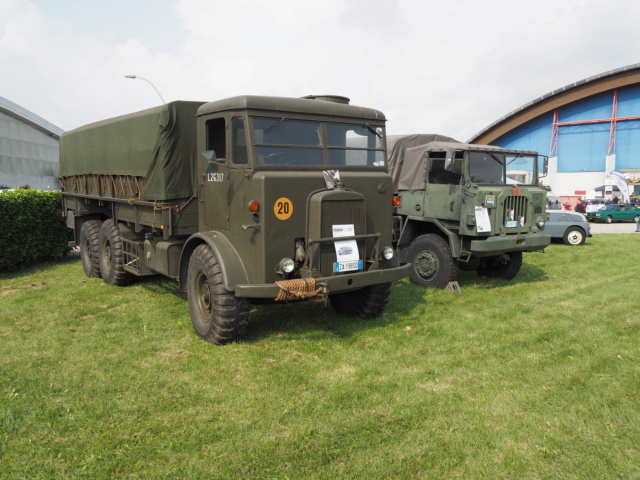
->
[544,209,592,245]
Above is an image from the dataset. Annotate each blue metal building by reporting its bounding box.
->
[468,64,640,202]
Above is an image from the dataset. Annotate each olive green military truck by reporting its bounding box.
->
[387,134,549,289]
[60,95,409,344]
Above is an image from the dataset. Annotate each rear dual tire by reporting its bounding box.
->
[98,219,134,286]
[79,220,102,278]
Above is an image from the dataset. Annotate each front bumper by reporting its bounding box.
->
[233,262,411,299]
[469,232,550,256]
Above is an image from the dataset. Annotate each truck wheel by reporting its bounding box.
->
[329,282,391,319]
[563,227,586,246]
[407,234,457,288]
[79,219,102,278]
[477,251,522,280]
[187,244,249,345]
[98,219,134,286]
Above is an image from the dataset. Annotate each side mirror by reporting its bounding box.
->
[202,150,218,164]
[201,150,224,172]
[444,149,462,173]
[540,155,549,176]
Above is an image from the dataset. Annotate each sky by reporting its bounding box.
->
[1,0,639,142]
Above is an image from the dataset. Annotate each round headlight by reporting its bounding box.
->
[536,217,545,228]
[383,246,394,260]
[280,258,295,273]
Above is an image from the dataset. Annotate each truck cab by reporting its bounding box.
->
[60,95,409,344]
[388,134,549,288]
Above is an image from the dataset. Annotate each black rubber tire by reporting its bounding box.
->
[79,219,102,278]
[187,244,249,345]
[477,251,523,280]
[605,215,613,224]
[634,214,640,223]
[407,233,457,288]
[563,227,586,246]
[329,282,391,319]
[98,219,134,286]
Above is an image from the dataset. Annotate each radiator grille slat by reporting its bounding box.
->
[503,195,528,226]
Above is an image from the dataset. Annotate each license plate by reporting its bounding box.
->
[504,221,519,228]
[334,260,362,273]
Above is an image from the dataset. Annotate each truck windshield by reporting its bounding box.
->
[506,154,536,185]
[469,151,505,184]
[469,151,537,185]
[326,123,385,167]
[252,117,385,167]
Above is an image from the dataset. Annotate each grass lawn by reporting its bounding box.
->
[1,234,639,479]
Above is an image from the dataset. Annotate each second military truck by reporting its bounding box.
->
[388,134,550,288]
[60,95,409,344]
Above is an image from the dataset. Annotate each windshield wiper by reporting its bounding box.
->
[363,124,382,138]
[264,117,286,134]
[506,153,523,166]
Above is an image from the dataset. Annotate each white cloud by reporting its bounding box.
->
[1,0,639,142]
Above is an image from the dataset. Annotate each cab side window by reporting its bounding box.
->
[428,153,462,185]
[232,116,248,164]
[206,118,226,162]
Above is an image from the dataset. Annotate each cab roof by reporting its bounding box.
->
[197,95,386,122]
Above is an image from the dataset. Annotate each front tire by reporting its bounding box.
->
[187,244,249,345]
[605,215,613,224]
[98,219,134,286]
[477,251,523,280]
[563,227,586,246]
[407,233,457,288]
[79,219,102,278]
[329,282,391,319]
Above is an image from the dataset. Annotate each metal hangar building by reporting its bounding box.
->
[468,64,640,202]
[0,96,64,190]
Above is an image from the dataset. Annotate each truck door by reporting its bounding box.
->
[425,155,462,221]
[201,116,231,230]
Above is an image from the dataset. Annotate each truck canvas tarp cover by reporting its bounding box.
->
[387,134,531,192]
[59,100,205,200]
[386,134,459,192]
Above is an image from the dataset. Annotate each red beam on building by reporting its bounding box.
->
[549,108,559,158]
[608,89,618,155]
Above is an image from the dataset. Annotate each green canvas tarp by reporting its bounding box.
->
[59,100,206,200]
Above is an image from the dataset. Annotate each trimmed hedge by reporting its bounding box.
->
[0,190,73,272]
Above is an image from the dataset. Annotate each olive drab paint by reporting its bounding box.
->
[60,95,410,344]
[388,134,550,289]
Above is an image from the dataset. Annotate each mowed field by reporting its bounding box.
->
[1,233,639,479]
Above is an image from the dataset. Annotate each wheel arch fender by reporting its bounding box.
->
[397,218,460,262]
[179,231,248,292]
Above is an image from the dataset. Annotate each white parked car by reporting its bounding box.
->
[584,199,607,213]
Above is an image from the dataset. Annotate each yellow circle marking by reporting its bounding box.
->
[274,197,293,220]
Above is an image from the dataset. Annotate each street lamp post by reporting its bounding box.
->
[124,75,166,104]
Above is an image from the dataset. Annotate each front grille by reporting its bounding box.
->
[319,199,365,275]
[503,195,528,226]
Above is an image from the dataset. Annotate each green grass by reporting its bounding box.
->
[1,235,639,479]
